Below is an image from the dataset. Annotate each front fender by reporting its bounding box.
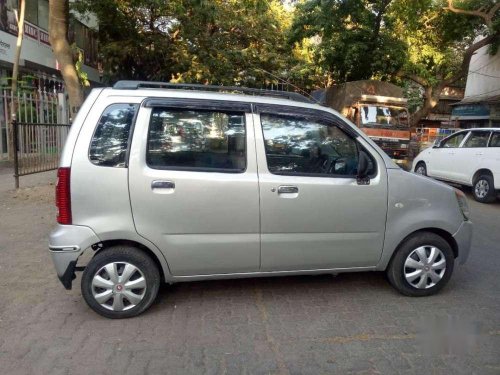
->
[376,169,464,270]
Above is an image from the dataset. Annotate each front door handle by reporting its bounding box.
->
[151,180,175,189]
[277,185,299,194]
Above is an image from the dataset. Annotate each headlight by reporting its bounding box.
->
[454,189,470,221]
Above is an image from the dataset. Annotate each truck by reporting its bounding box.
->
[313,80,411,163]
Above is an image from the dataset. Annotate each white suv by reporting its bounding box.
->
[413,128,500,203]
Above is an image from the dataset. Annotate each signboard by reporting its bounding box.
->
[24,22,39,40]
[451,104,490,119]
[39,30,50,46]
[0,37,13,60]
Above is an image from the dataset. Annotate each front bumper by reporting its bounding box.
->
[49,224,100,289]
[453,220,473,265]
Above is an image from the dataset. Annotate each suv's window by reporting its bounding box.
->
[147,108,246,172]
[463,131,491,148]
[441,132,467,148]
[89,103,138,167]
[261,114,359,176]
[488,132,500,147]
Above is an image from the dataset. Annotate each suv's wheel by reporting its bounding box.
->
[473,174,496,203]
[387,232,454,297]
[414,162,427,176]
[81,246,160,319]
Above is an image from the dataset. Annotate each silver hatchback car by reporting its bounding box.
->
[50,81,473,318]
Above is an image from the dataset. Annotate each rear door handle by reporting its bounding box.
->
[277,185,299,194]
[151,180,175,189]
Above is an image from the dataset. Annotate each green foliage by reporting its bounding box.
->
[73,0,297,87]
[290,0,407,83]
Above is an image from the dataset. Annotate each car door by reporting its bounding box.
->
[454,130,492,184]
[429,131,469,180]
[128,98,260,276]
[254,105,388,271]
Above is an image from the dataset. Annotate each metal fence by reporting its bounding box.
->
[13,121,70,187]
[0,88,69,160]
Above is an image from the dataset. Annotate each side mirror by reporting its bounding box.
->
[357,151,371,185]
[432,139,441,148]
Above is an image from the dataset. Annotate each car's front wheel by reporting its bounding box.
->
[387,232,454,297]
[414,161,427,176]
[81,246,160,319]
[473,174,496,203]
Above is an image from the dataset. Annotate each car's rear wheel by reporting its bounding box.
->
[473,174,496,203]
[414,162,427,176]
[387,232,454,297]
[81,246,160,319]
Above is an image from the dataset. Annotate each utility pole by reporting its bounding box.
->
[10,0,26,188]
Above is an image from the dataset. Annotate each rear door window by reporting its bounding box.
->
[463,131,491,148]
[489,132,500,147]
[147,108,246,172]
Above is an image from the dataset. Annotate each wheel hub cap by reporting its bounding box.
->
[91,262,147,311]
[475,180,489,198]
[404,245,446,289]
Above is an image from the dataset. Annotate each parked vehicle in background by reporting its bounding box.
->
[313,80,411,166]
[50,81,472,318]
[413,128,500,203]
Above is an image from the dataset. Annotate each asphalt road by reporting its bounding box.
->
[0,168,499,374]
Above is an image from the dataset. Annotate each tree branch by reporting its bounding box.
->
[444,0,499,28]
[396,70,429,87]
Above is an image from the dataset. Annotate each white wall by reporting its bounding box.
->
[464,41,500,99]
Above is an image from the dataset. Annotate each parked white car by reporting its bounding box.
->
[413,128,500,203]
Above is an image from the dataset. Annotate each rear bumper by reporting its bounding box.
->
[453,220,473,265]
[49,224,100,289]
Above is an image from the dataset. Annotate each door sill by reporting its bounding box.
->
[169,266,376,282]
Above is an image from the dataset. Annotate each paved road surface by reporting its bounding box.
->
[0,167,499,374]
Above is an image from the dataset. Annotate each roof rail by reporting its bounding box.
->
[112,80,314,104]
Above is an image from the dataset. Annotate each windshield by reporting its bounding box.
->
[360,105,409,129]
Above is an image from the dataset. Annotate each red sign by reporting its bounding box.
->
[24,22,39,40]
[39,30,50,46]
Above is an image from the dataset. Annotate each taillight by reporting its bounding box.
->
[56,167,72,224]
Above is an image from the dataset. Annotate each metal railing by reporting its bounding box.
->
[13,121,70,187]
[1,88,69,160]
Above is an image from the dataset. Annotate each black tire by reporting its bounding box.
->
[387,232,454,297]
[414,161,427,176]
[472,174,496,203]
[81,246,160,319]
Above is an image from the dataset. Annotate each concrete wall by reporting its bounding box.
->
[464,41,500,99]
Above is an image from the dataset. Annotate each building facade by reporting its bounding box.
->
[0,0,100,159]
[451,39,500,128]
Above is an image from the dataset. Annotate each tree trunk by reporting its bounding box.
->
[49,0,83,120]
[8,0,26,161]
[410,86,441,127]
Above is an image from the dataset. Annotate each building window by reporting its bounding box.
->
[69,18,99,68]
[25,0,38,25]
[37,0,49,30]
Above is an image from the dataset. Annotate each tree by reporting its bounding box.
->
[74,0,296,87]
[49,0,83,118]
[394,0,499,126]
[290,0,407,84]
